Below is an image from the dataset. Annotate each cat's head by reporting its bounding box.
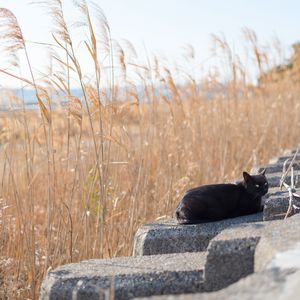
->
[242,169,268,196]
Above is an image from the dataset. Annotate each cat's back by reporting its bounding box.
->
[176,183,243,223]
[184,183,241,197]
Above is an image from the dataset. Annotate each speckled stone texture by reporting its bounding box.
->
[133,213,263,257]
[200,213,300,273]
[251,163,300,174]
[263,189,300,220]
[134,269,300,300]
[254,214,300,272]
[40,252,206,300]
[204,237,260,291]
[134,215,300,300]
[264,172,300,187]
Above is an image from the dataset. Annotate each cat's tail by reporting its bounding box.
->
[176,218,205,225]
[175,209,187,224]
[176,210,204,225]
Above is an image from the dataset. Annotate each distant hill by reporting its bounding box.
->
[259,42,300,85]
[0,88,83,111]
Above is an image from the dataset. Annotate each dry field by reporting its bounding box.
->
[0,1,300,299]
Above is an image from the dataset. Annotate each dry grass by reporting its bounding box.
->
[0,2,300,299]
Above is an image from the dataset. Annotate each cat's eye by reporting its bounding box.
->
[264,183,268,186]
[255,184,260,188]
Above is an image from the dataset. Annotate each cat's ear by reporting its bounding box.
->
[260,168,266,176]
[243,171,252,183]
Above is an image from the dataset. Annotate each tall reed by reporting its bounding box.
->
[0,3,300,299]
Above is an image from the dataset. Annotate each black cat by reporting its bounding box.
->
[175,170,268,224]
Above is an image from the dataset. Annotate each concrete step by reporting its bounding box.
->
[133,213,263,257]
[263,189,300,220]
[135,269,300,300]
[40,209,300,300]
[268,154,300,164]
[40,148,300,300]
[132,187,299,258]
[264,172,300,187]
[40,252,206,300]
[206,213,300,273]
[40,217,267,300]
[272,172,300,187]
[251,162,300,175]
[134,215,300,300]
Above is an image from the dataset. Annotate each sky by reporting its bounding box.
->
[0,0,299,87]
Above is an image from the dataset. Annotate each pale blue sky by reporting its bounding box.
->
[0,0,299,87]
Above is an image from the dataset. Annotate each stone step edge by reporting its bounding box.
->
[40,252,206,300]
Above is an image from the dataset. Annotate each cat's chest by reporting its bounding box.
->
[238,193,261,212]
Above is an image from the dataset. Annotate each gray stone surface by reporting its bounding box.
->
[40,252,206,300]
[251,162,300,175]
[255,214,300,272]
[204,237,259,291]
[133,213,263,256]
[263,189,300,220]
[203,213,300,273]
[44,213,300,300]
[265,172,300,187]
[135,217,300,300]
[268,154,300,164]
[135,269,300,300]
[267,241,300,270]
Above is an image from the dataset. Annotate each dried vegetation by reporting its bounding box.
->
[0,1,300,298]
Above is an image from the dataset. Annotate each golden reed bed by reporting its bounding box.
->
[0,1,300,298]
